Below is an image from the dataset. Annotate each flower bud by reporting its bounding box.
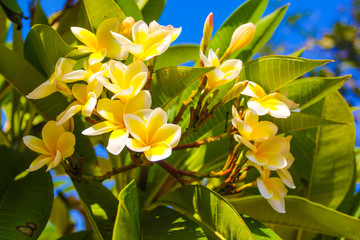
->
[225,22,255,56]
[118,17,135,39]
[200,13,214,52]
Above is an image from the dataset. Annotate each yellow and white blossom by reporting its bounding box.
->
[57,79,103,125]
[23,121,75,171]
[232,107,278,149]
[82,91,152,155]
[241,81,298,118]
[111,20,181,61]
[27,57,75,99]
[224,22,256,56]
[200,49,242,89]
[256,168,288,213]
[71,18,129,64]
[124,108,181,161]
[98,60,147,102]
[61,60,108,84]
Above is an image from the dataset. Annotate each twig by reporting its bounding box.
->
[173,132,227,151]
[82,163,139,181]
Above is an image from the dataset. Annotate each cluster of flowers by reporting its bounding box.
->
[22,13,297,213]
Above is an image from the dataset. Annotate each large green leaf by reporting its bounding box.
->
[241,215,281,240]
[290,91,355,209]
[32,2,48,26]
[73,180,119,240]
[0,8,7,44]
[261,112,344,134]
[156,185,254,240]
[114,0,143,21]
[239,56,332,92]
[141,0,166,24]
[229,195,360,239]
[0,147,53,239]
[208,0,268,57]
[0,46,97,173]
[235,4,288,62]
[150,66,213,109]
[142,206,206,239]
[155,45,199,70]
[83,0,126,30]
[57,230,94,240]
[279,75,350,110]
[24,24,74,77]
[113,180,141,240]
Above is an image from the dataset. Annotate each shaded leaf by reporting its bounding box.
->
[229,195,360,239]
[24,24,74,77]
[83,0,126,30]
[113,180,141,240]
[141,0,166,24]
[280,75,350,110]
[156,185,254,240]
[209,0,268,57]
[150,66,213,109]
[235,4,288,62]
[155,45,199,70]
[114,0,143,21]
[142,206,206,240]
[57,230,94,240]
[241,215,281,240]
[32,2,48,26]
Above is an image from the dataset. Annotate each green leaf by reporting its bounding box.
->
[142,206,206,239]
[261,112,345,134]
[289,47,306,57]
[141,0,166,24]
[241,215,281,240]
[156,185,254,240]
[83,0,126,30]
[209,0,268,57]
[239,56,332,93]
[57,230,94,240]
[73,180,119,240]
[290,91,355,209]
[235,4,288,62]
[229,195,360,239]
[0,7,8,43]
[155,45,199,70]
[113,180,141,240]
[24,24,74,77]
[150,66,213,109]
[32,2,48,26]
[114,0,143,21]
[0,46,97,173]
[279,75,350,110]
[0,147,53,239]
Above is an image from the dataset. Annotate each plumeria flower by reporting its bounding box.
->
[245,136,291,170]
[61,60,108,84]
[200,49,242,89]
[224,22,256,56]
[111,20,181,61]
[82,91,151,155]
[256,167,288,213]
[27,58,76,99]
[277,151,296,189]
[57,79,103,125]
[124,108,181,161]
[241,81,299,118]
[23,121,75,171]
[232,107,278,150]
[98,60,147,102]
[71,17,129,64]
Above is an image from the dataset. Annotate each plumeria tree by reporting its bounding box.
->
[0,0,359,239]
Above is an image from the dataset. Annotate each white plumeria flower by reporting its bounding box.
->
[82,90,151,155]
[124,108,181,161]
[98,60,147,102]
[200,49,242,89]
[241,81,299,118]
[27,57,75,99]
[61,60,108,84]
[111,20,181,61]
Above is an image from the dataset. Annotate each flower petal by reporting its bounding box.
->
[97,98,124,124]
[82,121,117,136]
[57,132,76,158]
[249,121,278,141]
[27,155,52,172]
[71,27,97,50]
[277,168,296,189]
[82,92,97,117]
[123,90,152,114]
[150,124,181,148]
[246,150,267,166]
[257,177,273,199]
[126,138,149,152]
[72,84,88,103]
[199,50,211,67]
[145,142,172,161]
[47,150,62,171]
[61,70,88,83]
[146,108,167,141]
[56,102,83,126]
[107,128,128,155]
[23,136,50,155]
[247,98,269,116]
[26,80,57,99]
[89,49,107,65]
[42,121,65,153]
[132,20,149,44]
[96,17,120,48]
[241,81,266,99]
[124,113,147,142]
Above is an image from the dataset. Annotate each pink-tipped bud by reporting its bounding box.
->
[119,17,135,39]
[200,12,214,52]
[226,22,256,55]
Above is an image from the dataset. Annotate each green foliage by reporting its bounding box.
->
[141,0,166,24]
[155,45,200,70]
[114,0,143,21]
